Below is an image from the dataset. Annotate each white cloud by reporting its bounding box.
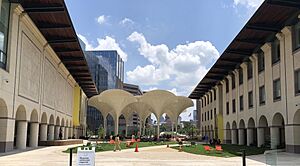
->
[119,18,134,25]
[78,34,128,62]
[126,31,219,96]
[97,15,109,25]
[233,0,264,9]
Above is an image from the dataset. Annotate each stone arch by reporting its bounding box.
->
[293,109,300,151]
[248,118,255,128]
[271,112,285,149]
[272,113,285,126]
[232,121,237,129]
[258,115,268,127]
[49,115,54,125]
[239,119,245,129]
[30,109,38,123]
[15,105,27,121]
[294,110,300,124]
[225,122,231,143]
[0,98,8,117]
[41,112,47,124]
[55,116,60,126]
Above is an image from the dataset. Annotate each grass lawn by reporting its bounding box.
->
[64,141,175,153]
[171,144,269,158]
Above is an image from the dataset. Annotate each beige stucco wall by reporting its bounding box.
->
[0,4,78,147]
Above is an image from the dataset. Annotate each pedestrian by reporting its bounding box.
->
[114,134,121,152]
[59,128,63,140]
[178,137,183,152]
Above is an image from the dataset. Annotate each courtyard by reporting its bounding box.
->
[0,143,300,166]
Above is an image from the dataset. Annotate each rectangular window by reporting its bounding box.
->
[204,98,206,106]
[226,78,229,93]
[240,95,244,111]
[210,110,213,120]
[273,79,281,101]
[232,75,235,89]
[205,112,206,121]
[295,69,300,95]
[0,0,10,70]
[259,86,266,105]
[239,69,243,85]
[232,99,236,113]
[293,22,300,50]
[210,92,212,103]
[213,89,216,100]
[258,51,265,72]
[272,39,280,64]
[248,91,253,108]
[226,102,229,115]
[207,111,209,121]
[247,62,253,79]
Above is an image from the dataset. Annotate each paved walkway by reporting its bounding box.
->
[0,144,299,166]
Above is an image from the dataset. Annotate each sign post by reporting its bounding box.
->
[77,147,95,166]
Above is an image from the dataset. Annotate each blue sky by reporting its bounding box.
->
[65,0,264,121]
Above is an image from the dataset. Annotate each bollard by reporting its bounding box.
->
[69,148,73,166]
[242,149,246,166]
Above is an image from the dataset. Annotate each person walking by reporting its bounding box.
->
[114,134,121,152]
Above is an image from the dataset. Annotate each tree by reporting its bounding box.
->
[98,127,105,139]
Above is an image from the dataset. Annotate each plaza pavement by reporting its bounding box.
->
[0,144,299,166]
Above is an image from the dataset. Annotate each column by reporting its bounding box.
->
[114,117,119,135]
[65,126,68,139]
[231,129,237,144]
[48,125,54,140]
[61,126,65,139]
[103,118,107,137]
[55,125,60,140]
[271,127,280,149]
[125,125,128,137]
[143,121,146,136]
[239,129,245,145]
[139,122,142,136]
[29,122,39,147]
[257,127,264,147]
[247,128,254,146]
[157,124,160,139]
[16,121,27,149]
[40,123,48,141]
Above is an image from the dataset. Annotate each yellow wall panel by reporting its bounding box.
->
[73,85,81,126]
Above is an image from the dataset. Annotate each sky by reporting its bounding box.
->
[65,0,264,121]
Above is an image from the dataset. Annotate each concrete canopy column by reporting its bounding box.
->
[125,124,128,137]
[257,127,265,147]
[48,125,54,140]
[16,121,27,149]
[271,126,280,149]
[29,122,39,147]
[247,128,254,146]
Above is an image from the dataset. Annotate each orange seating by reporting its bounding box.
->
[137,139,141,142]
[131,139,136,143]
[204,146,211,152]
[215,145,223,153]
[109,140,115,144]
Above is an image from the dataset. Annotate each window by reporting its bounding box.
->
[258,51,265,72]
[213,89,216,100]
[273,79,281,101]
[240,95,244,111]
[210,92,212,103]
[225,78,229,93]
[232,75,235,89]
[247,62,253,79]
[204,112,206,121]
[293,22,300,50]
[214,109,216,118]
[232,99,236,113]
[204,98,206,106]
[248,91,253,108]
[295,69,300,95]
[239,69,243,85]
[226,102,229,115]
[207,111,209,121]
[210,110,213,120]
[259,86,266,105]
[0,0,10,70]
[272,39,280,64]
